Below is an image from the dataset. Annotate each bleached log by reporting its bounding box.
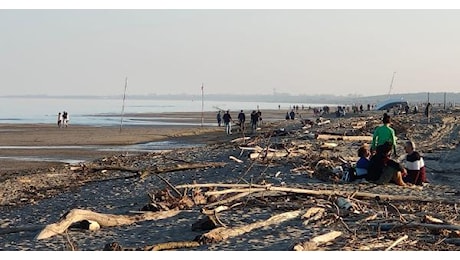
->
[385,234,408,251]
[197,210,303,244]
[320,142,338,149]
[229,156,244,163]
[231,137,251,143]
[203,185,445,203]
[249,151,289,159]
[239,145,263,152]
[292,231,342,251]
[316,120,331,126]
[36,208,180,240]
[316,134,373,142]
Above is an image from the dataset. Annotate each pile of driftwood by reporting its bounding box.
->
[17,111,460,250]
[33,180,460,251]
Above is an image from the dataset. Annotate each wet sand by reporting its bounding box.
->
[0,109,310,172]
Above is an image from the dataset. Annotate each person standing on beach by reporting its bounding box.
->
[222,110,232,135]
[371,113,397,157]
[250,110,259,133]
[257,109,262,127]
[237,110,246,133]
[57,112,63,128]
[63,111,69,127]
[425,102,432,122]
[216,111,222,127]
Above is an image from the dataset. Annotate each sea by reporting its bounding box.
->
[0,96,338,126]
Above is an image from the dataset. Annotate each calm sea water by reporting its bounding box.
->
[0,97,337,126]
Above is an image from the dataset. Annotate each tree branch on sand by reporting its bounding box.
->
[35,209,180,240]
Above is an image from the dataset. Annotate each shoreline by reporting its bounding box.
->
[0,109,304,173]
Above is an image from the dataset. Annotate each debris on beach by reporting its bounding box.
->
[1,108,460,251]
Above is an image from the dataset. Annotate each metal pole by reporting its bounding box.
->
[201,83,204,127]
[387,71,396,99]
[444,92,446,110]
[119,77,128,132]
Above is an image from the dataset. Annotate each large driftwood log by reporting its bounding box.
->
[36,208,180,240]
[77,162,226,175]
[316,134,372,142]
[103,241,200,251]
[197,209,303,244]
[202,184,447,203]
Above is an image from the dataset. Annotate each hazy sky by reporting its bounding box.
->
[1,6,460,97]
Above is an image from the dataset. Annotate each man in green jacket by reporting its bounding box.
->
[371,113,397,157]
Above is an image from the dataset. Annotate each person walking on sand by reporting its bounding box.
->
[57,112,63,128]
[250,110,259,134]
[237,110,246,133]
[222,110,232,135]
[371,113,397,157]
[216,111,222,127]
[425,102,432,123]
[62,111,70,127]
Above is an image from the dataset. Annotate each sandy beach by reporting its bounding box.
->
[1,108,459,251]
[0,109,306,172]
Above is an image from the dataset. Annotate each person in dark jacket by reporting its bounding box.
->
[237,110,246,133]
[366,141,407,186]
[222,110,232,135]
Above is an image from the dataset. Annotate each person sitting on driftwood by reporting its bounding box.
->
[402,140,428,186]
[366,141,408,186]
[354,144,371,180]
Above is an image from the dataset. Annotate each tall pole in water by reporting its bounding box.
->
[119,77,128,132]
[201,83,204,127]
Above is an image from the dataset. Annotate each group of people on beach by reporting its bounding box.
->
[216,109,262,135]
[349,113,428,187]
[57,111,70,128]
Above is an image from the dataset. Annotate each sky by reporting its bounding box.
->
[1,1,460,97]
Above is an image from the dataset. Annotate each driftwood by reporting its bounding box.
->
[202,184,444,203]
[197,210,303,244]
[292,231,342,251]
[103,241,200,251]
[385,234,408,251]
[36,208,180,240]
[76,162,226,176]
[368,222,460,231]
[316,134,372,142]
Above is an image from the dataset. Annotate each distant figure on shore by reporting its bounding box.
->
[289,109,295,120]
[250,110,259,133]
[425,102,432,122]
[402,140,428,185]
[285,112,290,120]
[216,111,222,127]
[63,111,69,127]
[237,110,246,133]
[57,112,63,128]
[257,110,262,127]
[222,110,232,135]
